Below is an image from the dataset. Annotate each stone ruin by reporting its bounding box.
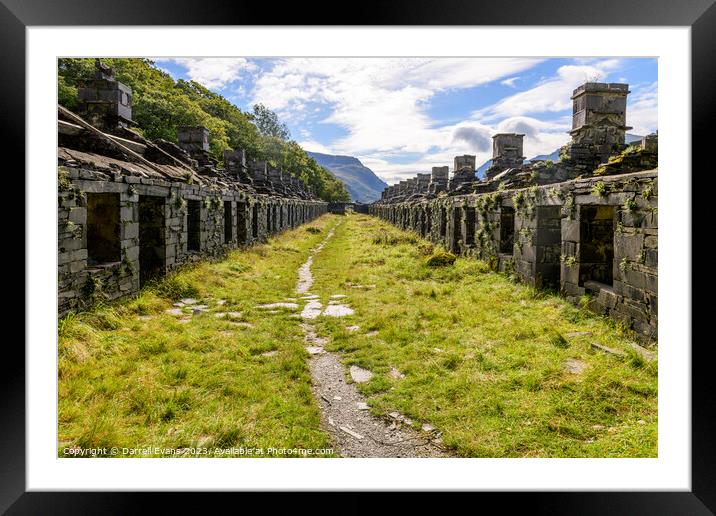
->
[58,60,327,316]
[486,133,525,180]
[371,81,658,342]
[566,82,632,170]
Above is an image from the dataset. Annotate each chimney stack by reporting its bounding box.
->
[77,59,135,133]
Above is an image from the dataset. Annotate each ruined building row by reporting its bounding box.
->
[371,82,658,341]
[58,60,327,316]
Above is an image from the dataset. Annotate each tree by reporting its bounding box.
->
[252,103,290,140]
[57,58,349,202]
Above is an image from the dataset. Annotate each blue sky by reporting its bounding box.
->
[154,57,657,185]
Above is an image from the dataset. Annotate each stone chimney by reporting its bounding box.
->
[567,82,632,165]
[268,168,287,194]
[486,133,525,180]
[223,149,250,182]
[177,126,213,169]
[453,155,476,172]
[268,167,282,183]
[177,127,209,153]
[429,166,449,194]
[77,59,135,133]
[449,155,477,191]
[416,173,431,193]
[250,160,268,183]
[640,133,658,153]
[406,178,417,195]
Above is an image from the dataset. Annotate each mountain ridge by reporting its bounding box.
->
[307,151,388,203]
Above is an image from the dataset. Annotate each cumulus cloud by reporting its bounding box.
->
[154,57,655,184]
[627,81,658,135]
[474,60,622,121]
[156,58,256,89]
[452,126,492,152]
[298,140,333,155]
[250,58,544,157]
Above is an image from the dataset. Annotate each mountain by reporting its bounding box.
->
[307,152,388,203]
[476,159,492,180]
[528,149,561,163]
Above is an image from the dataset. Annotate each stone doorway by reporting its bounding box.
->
[500,206,515,253]
[138,195,166,287]
[86,192,121,265]
[579,205,615,287]
[187,200,201,251]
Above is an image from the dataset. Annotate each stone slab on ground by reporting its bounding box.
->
[349,365,373,383]
[565,358,588,374]
[256,302,299,310]
[323,305,355,317]
[627,341,657,362]
[591,342,626,357]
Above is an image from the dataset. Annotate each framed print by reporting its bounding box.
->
[3,0,712,512]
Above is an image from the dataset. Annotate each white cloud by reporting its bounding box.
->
[377,58,544,90]
[156,58,256,89]
[474,60,622,121]
[250,58,544,158]
[154,57,655,185]
[298,140,333,155]
[627,81,658,135]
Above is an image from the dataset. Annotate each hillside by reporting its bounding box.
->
[57,58,349,202]
[307,152,388,203]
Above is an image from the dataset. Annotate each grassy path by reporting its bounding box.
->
[59,212,657,458]
[59,215,340,457]
[309,213,657,457]
[295,221,447,457]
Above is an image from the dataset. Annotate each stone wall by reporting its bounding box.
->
[57,61,331,317]
[58,166,327,316]
[369,170,657,342]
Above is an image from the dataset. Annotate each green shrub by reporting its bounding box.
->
[425,250,457,267]
[417,242,435,255]
[305,227,321,234]
[591,181,608,197]
[372,230,417,246]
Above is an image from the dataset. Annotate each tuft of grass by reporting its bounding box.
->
[372,229,418,246]
[305,227,321,234]
[591,181,608,197]
[147,273,199,301]
[546,328,569,348]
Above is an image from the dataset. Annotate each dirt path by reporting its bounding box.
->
[296,222,447,458]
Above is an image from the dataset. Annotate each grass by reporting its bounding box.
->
[58,215,340,458]
[309,213,657,458]
[59,212,657,458]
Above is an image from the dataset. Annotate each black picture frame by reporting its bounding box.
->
[3,0,710,512]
